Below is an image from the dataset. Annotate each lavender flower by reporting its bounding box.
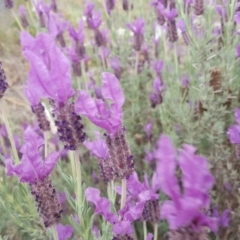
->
[24,86,50,131]
[19,6,29,29]
[0,62,8,99]
[51,0,58,12]
[84,0,95,29]
[48,13,69,48]
[75,73,134,179]
[212,207,231,228]
[122,0,129,11]
[121,172,161,223]
[34,0,47,28]
[149,77,166,108]
[6,127,62,228]
[227,108,240,159]
[194,0,204,15]
[155,135,217,235]
[68,20,86,59]
[127,18,145,51]
[56,224,74,240]
[85,187,144,239]
[177,19,190,45]
[84,133,114,182]
[21,32,85,150]
[144,121,153,141]
[153,2,166,26]
[4,0,13,9]
[105,0,116,14]
[109,56,122,79]
[163,8,178,42]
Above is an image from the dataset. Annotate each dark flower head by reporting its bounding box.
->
[4,0,13,9]
[0,62,8,99]
[127,18,145,51]
[19,6,29,28]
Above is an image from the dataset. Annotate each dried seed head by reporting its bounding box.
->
[0,62,8,99]
[30,178,62,228]
[52,101,86,150]
[31,103,50,131]
[209,68,222,92]
[167,20,178,43]
[105,127,134,179]
[141,199,160,223]
[194,0,204,16]
[4,0,13,8]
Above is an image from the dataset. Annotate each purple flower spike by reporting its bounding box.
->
[127,18,145,51]
[21,32,75,103]
[56,224,74,240]
[212,207,231,228]
[155,135,217,232]
[6,127,60,183]
[48,14,69,48]
[153,60,164,77]
[85,187,118,224]
[19,6,29,29]
[109,56,122,79]
[6,127,62,228]
[75,72,124,134]
[86,187,143,239]
[0,62,9,99]
[84,133,108,159]
[105,0,116,14]
[144,121,153,141]
[4,0,13,9]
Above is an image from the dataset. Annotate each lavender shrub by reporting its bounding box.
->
[0,0,240,239]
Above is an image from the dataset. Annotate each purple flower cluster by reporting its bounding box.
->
[155,135,217,236]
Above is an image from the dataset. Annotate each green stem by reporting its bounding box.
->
[69,151,76,181]
[143,221,147,240]
[120,178,126,209]
[173,42,179,79]
[0,99,20,163]
[11,9,23,31]
[134,51,139,75]
[44,132,48,158]
[111,180,115,203]
[74,150,82,211]
[52,224,59,240]
[154,223,158,240]
[81,60,88,90]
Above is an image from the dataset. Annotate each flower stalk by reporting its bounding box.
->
[154,223,158,240]
[120,178,127,209]
[11,9,23,30]
[0,99,20,163]
[52,224,59,240]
